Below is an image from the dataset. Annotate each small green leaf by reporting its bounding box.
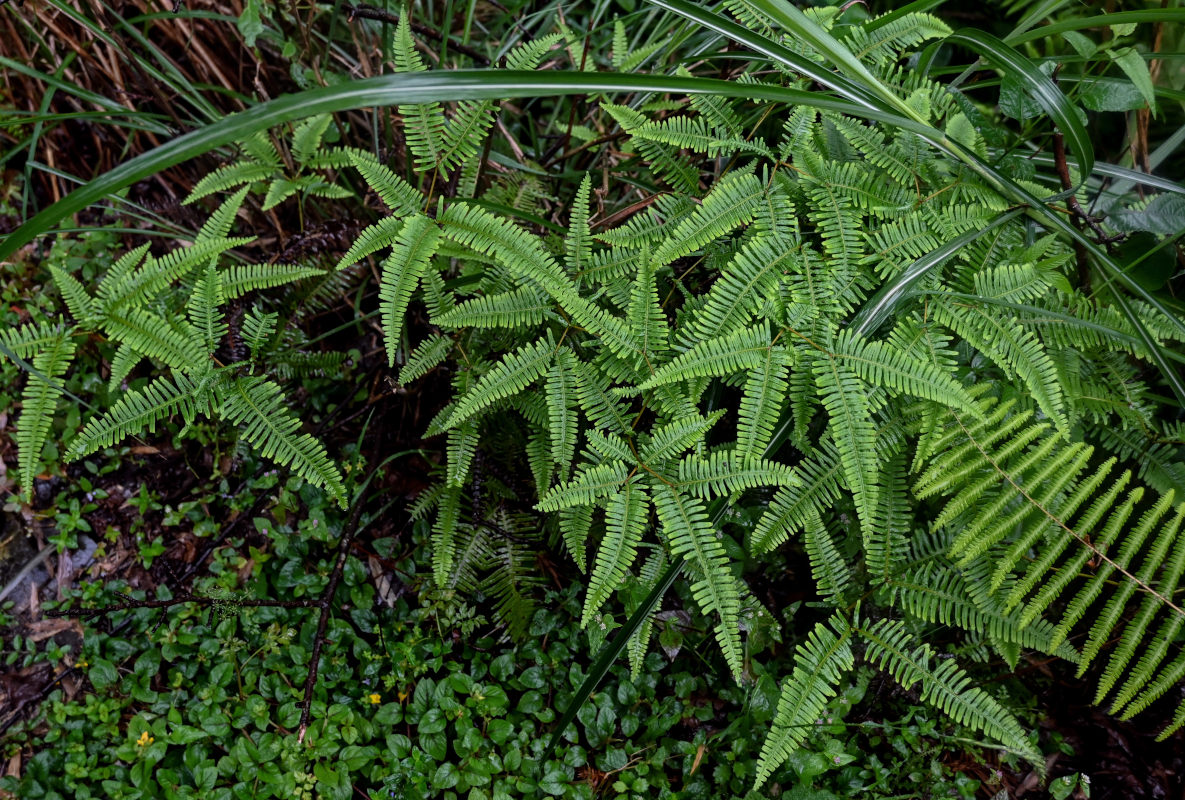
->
[89,658,119,690]
[1106,47,1157,112]
[431,763,459,790]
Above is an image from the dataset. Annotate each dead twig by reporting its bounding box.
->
[297,477,372,743]
[343,5,490,65]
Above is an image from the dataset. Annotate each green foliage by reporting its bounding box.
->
[184,118,353,211]
[1,476,1046,800]
[263,2,1185,789]
[0,191,345,506]
[4,0,1183,793]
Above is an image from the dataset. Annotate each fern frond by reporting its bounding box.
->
[602,104,700,192]
[626,550,667,677]
[814,355,879,528]
[946,438,1092,563]
[380,214,442,366]
[438,100,496,173]
[217,376,346,504]
[635,323,771,392]
[736,344,792,463]
[220,263,325,297]
[584,479,649,627]
[885,563,1078,659]
[537,461,630,513]
[629,115,773,159]
[915,398,1185,730]
[101,237,252,313]
[932,300,1067,435]
[755,614,854,788]
[557,504,592,571]
[846,12,951,64]
[348,150,423,214]
[433,484,464,583]
[525,428,553,496]
[440,204,637,358]
[67,372,214,460]
[865,452,912,584]
[546,348,579,477]
[832,329,976,413]
[106,342,142,392]
[505,31,563,70]
[442,335,555,430]
[651,481,743,679]
[101,307,205,370]
[628,257,668,363]
[1093,510,1185,703]
[574,358,633,435]
[16,328,75,499]
[0,321,74,360]
[446,420,479,487]
[398,334,453,385]
[481,518,544,638]
[435,286,553,329]
[1066,494,1180,657]
[48,266,95,325]
[188,261,227,356]
[802,510,851,600]
[334,215,408,272]
[638,411,724,465]
[676,450,798,499]
[565,174,594,277]
[682,233,793,348]
[859,619,1041,766]
[393,15,446,172]
[291,115,333,165]
[650,170,764,268]
[749,440,844,555]
[184,161,276,204]
[240,308,278,357]
[195,188,250,244]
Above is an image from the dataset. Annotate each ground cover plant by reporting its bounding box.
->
[2,0,1185,797]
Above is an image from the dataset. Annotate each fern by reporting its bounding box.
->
[15,329,76,499]
[379,214,442,366]
[914,396,1185,731]
[651,482,743,678]
[204,4,1185,782]
[443,335,557,430]
[399,334,453,385]
[859,618,1042,765]
[217,376,345,503]
[220,263,325,297]
[584,479,649,627]
[68,373,216,459]
[814,354,880,527]
[757,615,854,786]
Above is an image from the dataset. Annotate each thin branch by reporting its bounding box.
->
[298,481,371,742]
[46,593,312,621]
[343,5,490,66]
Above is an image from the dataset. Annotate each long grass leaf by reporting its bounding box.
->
[0,70,918,262]
[947,29,1093,187]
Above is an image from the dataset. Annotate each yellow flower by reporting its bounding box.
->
[135,730,154,748]
[367,693,382,705]
[397,689,409,703]
[76,659,88,668]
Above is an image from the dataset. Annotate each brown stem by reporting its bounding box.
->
[47,594,313,621]
[343,5,490,66]
[297,486,370,743]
